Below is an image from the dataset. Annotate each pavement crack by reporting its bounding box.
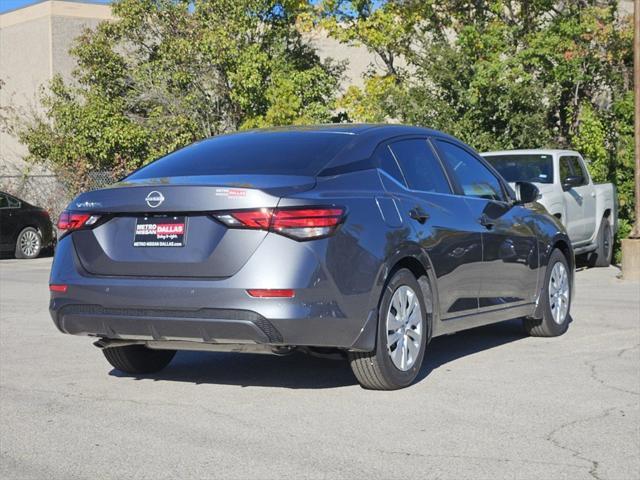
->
[376,449,585,469]
[584,344,640,397]
[616,343,640,358]
[544,403,637,480]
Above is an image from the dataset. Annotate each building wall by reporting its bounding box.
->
[305,29,375,90]
[0,14,51,173]
[51,15,104,83]
[0,1,111,175]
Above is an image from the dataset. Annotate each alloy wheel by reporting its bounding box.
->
[386,285,422,371]
[548,262,569,325]
[20,230,40,258]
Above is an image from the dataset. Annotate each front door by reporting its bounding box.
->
[565,155,596,243]
[0,193,20,249]
[559,155,585,243]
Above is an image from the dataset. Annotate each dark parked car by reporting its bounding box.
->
[0,191,55,259]
[49,125,573,390]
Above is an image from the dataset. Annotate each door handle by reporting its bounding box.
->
[479,214,495,230]
[409,208,429,224]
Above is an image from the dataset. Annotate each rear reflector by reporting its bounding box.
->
[49,284,68,293]
[57,211,100,231]
[213,206,345,240]
[247,289,295,298]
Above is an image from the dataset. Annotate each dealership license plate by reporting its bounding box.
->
[134,216,186,247]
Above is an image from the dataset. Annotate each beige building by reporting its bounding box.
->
[0,0,375,176]
[0,0,113,174]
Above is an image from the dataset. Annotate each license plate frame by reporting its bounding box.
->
[133,216,187,247]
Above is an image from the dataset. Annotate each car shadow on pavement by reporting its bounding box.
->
[109,319,529,389]
[416,318,528,384]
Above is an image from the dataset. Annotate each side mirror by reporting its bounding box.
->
[562,175,582,191]
[515,181,540,204]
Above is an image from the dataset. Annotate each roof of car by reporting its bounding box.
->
[131,124,466,179]
[237,123,454,138]
[310,124,462,169]
[481,149,582,157]
[220,124,463,170]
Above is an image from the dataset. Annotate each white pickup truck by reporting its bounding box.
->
[481,149,618,266]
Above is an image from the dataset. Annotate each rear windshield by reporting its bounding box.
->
[126,131,354,179]
[484,154,554,184]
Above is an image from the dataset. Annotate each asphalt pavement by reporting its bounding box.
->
[0,258,638,479]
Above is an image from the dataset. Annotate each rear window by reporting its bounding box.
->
[127,131,354,179]
[389,139,451,194]
[484,154,554,184]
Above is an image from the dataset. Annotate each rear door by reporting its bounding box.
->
[433,139,539,314]
[379,137,483,320]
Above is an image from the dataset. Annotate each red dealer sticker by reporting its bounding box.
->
[134,216,186,247]
[215,188,247,198]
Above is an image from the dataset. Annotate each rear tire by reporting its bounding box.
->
[348,269,430,390]
[15,227,42,259]
[589,218,613,267]
[102,345,176,374]
[524,249,572,337]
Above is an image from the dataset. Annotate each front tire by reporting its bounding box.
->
[15,227,42,259]
[524,249,572,337]
[103,345,176,374]
[348,269,431,390]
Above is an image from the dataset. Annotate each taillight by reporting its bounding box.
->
[57,211,101,231]
[271,208,344,239]
[213,206,345,240]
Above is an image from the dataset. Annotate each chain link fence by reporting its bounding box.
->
[0,171,116,221]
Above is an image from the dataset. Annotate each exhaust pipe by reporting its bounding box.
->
[93,338,143,349]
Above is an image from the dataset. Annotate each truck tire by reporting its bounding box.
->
[524,249,572,337]
[589,218,613,267]
[348,269,430,390]
[102,345,176,374]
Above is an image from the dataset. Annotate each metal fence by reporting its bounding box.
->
[0,171,116,221]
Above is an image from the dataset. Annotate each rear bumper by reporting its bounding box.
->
[49,233,380,350]
[50,298,376,350]
[52,304,284,344]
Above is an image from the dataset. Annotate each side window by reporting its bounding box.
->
[559,157,572,183]
[435,140,505,201]
[388,139,451,194]
[6,196,20,208]
[376,145,406,186]
[0,194,7,209]
[567,156,588,186]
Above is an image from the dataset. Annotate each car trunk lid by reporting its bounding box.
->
[69,175,315,278]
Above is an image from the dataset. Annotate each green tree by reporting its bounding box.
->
[323,0,635,257]
[19,0,343,179]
